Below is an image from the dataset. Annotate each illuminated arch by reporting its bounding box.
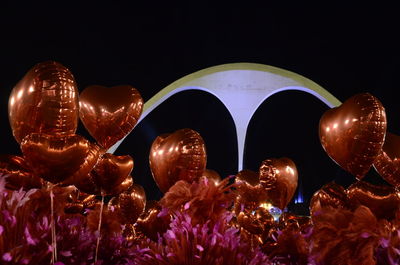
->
[109,63,341,171]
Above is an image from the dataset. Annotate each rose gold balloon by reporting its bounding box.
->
[79,85,143,149]
[21,133,101,184]
[310,182,350,215]
[259,158,298,210]
[91,153,133,194]
[8,61,79,144]
[235,169,260,186]
[136,200,171,241]
[149,128,207,193]
[202,169,221,184]
[347,181,400,220]
[109,175,133,195]
[0,154,44,190]
[374,132,400,188]
[65,188,97,214]
[237,207,275,235]
[279,212,312,231]
[319,93,387,179]
[109,183,146,224]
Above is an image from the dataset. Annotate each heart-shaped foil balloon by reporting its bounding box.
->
[21,133,101,184]
[259,158,298,210]
[91,153,133,194]
[0,154,44,190]
[72,154,133,195]
[79,85,143,149]
[8,61,79,143]
[346,180,400,220]
[149,128,207,193]
[319,93,387,179]
[309,182,351,215]
[234,169,270,214]
[374,132,400,188]
[109,183,146,225]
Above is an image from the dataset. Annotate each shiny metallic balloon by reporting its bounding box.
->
[310,182,350,215]
[21,133,101,184]
[278,212,312,231]
[319,93,387,179]
[259,158,298,210]
[237,207,275,235]
[65,188,96,214]
[79,85,143,149]
[136,200,171,241]
[149,128,207,193]
[374,132,400,188]
[235,169,260,186]
[0,154,44,190]
[202,169,221,184]
[8,61,79,143]
[109,175,134,196]
[109,183,146,224]
[347,180,400,220]
[91,153,133,195]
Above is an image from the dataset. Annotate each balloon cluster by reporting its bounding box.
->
[1,62,400,264]
[1,61,147,238]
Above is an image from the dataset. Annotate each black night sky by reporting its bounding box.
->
[1,2,399,213]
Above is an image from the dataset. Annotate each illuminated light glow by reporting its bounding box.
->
[108,63,342,171]
[286,166,294,175]
[259,202,273,210]
[352,118,358,122]
[10,97,15,106]
[345,119,349,124]
[17,89,24,99]
[333,123,338,129]
[326,127,330,132]
[28,86,35,93]
[168,147,173,152]
[158,150,164,155]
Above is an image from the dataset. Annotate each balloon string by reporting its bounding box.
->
[50,184,57,264]
[94,194,105,264]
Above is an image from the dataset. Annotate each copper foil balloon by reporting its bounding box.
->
[79,85,143,149]
[110,184,146,224]
[237,207,275,235]
[136,200,171,241]
[310,182,350,215]
[374,132,400,187]
[21,133,101,184]
[8,61,79,143]
[91,153,134,194]
[202,169,221,184]
[319,93,387,179]
[109,175,133,196]
[65,188,96,214]
[149,128,207,193]
[0,154,44,190]
[347,181,400,220]
[236,169,260,186]
[279,212,312,231]
[259,157,298,210]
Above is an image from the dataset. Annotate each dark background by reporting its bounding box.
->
[1,2,399,213]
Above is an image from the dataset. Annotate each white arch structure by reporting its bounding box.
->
[109,63,342,171]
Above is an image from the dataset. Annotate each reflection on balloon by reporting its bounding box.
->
[259,157,298,210]
[0,154,44,190]
[310,182,350,215]
[79,85,143,149]
[347,181,400,220]
[21,133,101,184]
[8,61,79,143]
[319,93,387,179]
[374,132,400,188]
[149,128,207,193]
[202,169,221,184]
